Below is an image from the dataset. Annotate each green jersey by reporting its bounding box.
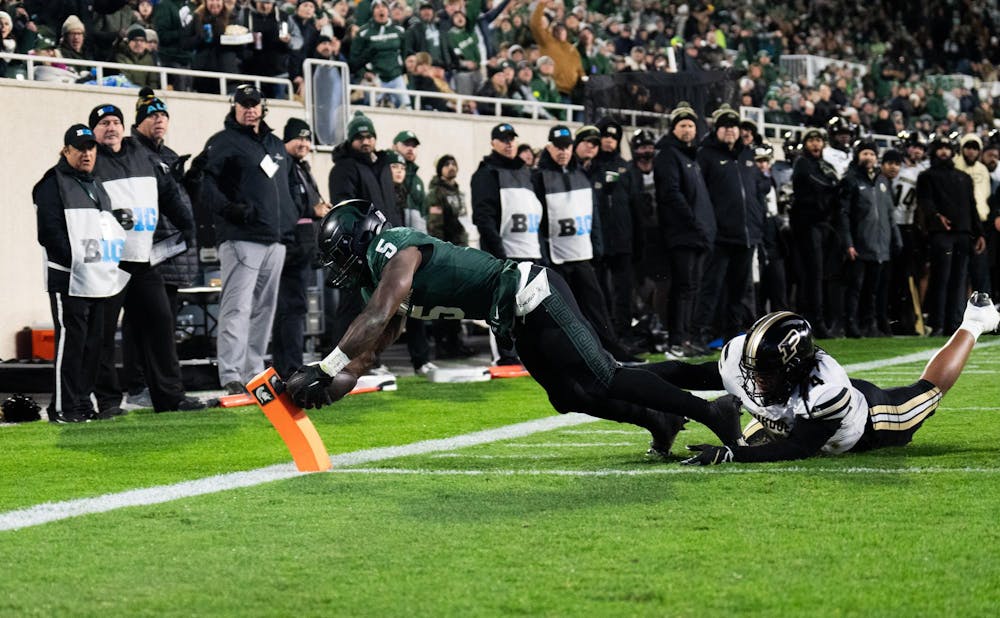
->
[363,227,519,323]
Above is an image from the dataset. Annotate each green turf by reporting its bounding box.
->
[2,336,998,616]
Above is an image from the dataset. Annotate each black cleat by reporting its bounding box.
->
[705,394,744,446]
[645,412,687,460]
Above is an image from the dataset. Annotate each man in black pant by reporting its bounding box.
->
[471,122,543,365]
[572,125,643,363]
[89,103,205,414]
[326,111,401,355]
[692,104,767,345]
[916,135,986,335]
[789,127,842,338]
[272,117,331,378]
[654,102,716,358]
[591,117,642,339]
[33,125,129,423]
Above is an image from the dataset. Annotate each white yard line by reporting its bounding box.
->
[0,413,600,532]
[3,340,998,531]
[330,467,1000,476]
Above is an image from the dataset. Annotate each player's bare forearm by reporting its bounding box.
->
[336,247,421,366]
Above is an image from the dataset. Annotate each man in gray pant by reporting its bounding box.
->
[200,85,299,394]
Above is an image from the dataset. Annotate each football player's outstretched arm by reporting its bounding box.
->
[337,246,422,376]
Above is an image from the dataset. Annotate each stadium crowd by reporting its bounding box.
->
[2,0,999,134]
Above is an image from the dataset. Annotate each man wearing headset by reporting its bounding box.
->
[200,84,300,394]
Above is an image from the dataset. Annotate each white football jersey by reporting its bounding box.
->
[891,161,928,225]
[719,335,869,454]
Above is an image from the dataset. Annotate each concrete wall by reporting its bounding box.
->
[0,80,560,359]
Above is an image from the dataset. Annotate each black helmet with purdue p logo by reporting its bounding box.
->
[740,311,816,406]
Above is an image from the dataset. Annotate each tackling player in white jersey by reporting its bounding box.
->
[681,293,1000,464]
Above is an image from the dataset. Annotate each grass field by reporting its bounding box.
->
[2,336,999,616]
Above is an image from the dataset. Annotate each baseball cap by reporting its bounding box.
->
[393,130,420,145]
[233,83,263,107]
[548,125,573,148]
[64,124,97,149]
[491,123,518,140]
[385,150,406,166]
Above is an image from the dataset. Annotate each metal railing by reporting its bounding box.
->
[779,54,869,85]
[349,83,582,119]
[0,51,293,98]
[760,121,897,150]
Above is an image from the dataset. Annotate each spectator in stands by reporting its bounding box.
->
[425,153,477,359]
[271,117,330,379]
[790,127,842,339]
[244,0,292,99]
[287,0,321,79]
[152,0,197,91]
[350,0,408,108]
[692,104,766,346]
[575,23,609,77]
[89,103,203,414]
[511,59,554,119]
[200,85,298,394]
[529,0,583,105]
[190,0,242,93]
[114,24,157,88]
[57,14,93,66]
[654,103,716,359]
[393,130,426,232]
[918,134,986,335]
[446,10,481,96]
[403,1,446,69]
[92,2,136,61]
[33,124,127,423]
[529,55,561,119]
[839,140,901,338]
[408,50,452,112]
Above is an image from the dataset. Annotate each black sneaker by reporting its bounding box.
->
[705,394,744,446]
[174,396,207,412]
[54,410,94,423]
[646,412,687,460]
[95,406,126,420]
[224,381,247,395]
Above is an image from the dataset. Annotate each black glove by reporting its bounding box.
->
[112,208,134,230]
[170,154,191,183]
[222,202,251,224]
[284,365,334,410]
[680,444,734,466]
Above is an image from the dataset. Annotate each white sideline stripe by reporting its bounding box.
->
[844,339,1000,373]
[330,467,1000,476]
[561,429,647,435]
[2,340,997,530]
[0,413,600,532]
[504,442,638,447]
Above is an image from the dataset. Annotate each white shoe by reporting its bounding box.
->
[416,362,439,376]
[962,293,1000,336]
[367,364,392,376]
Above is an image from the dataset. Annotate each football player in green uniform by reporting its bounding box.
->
[285,200,744,456]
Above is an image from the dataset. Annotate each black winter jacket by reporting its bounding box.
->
[838,163,902,263]
[591,148,640,255]
[470,150,531,258]
[695,135,766,247]
[790,153,840,226]
[328,142,401,226]
[916,157,984,237]
[654,133,716,250]
[132,130,199,287]
[201,113,298,245]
